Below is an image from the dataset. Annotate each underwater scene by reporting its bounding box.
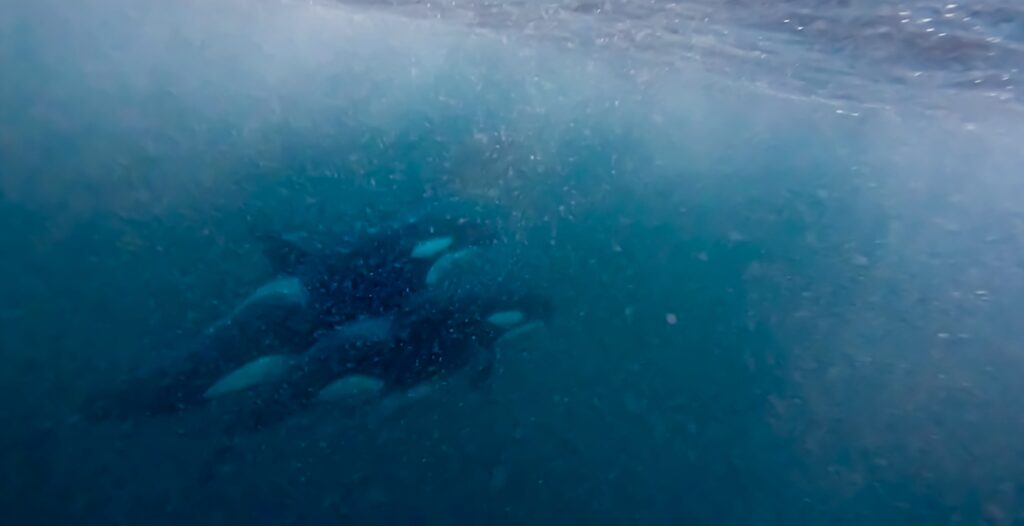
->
[2,0,1024,524]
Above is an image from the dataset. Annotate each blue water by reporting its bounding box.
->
[3,0,1024,524]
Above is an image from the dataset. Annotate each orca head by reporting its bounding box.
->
[401,206,501,263]
[481,291,554,343]
[486,289,554,325]
[434,286,554,348]
[407,240,553,327]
